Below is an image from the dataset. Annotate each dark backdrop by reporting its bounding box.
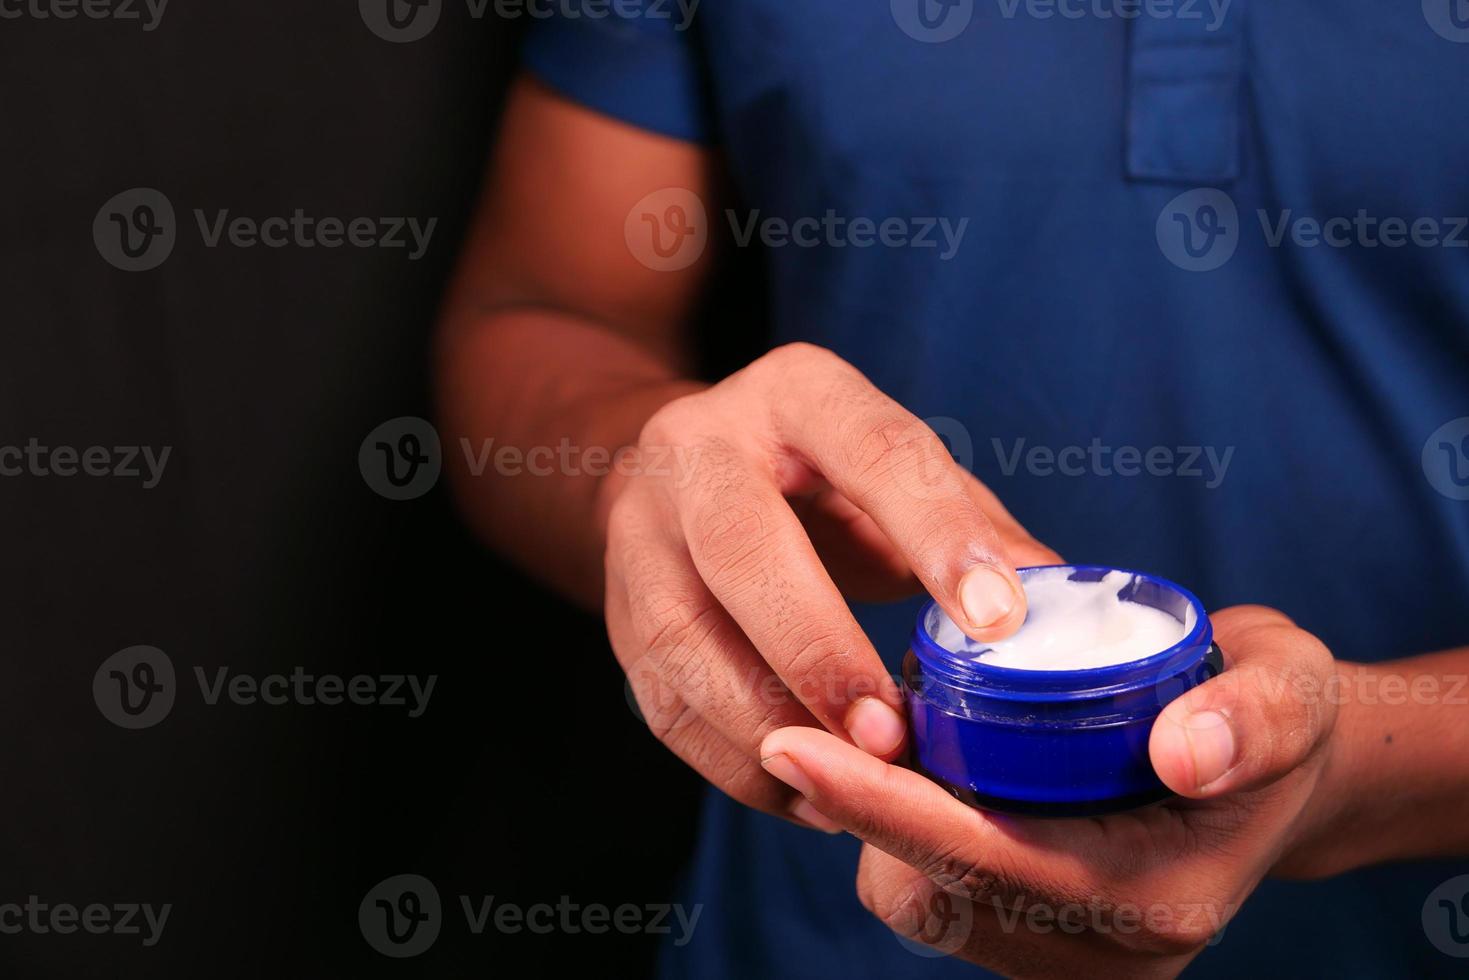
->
[0,3,758,975]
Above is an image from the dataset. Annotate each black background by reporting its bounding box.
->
[0,3,760,975]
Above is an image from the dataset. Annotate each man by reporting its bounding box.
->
[435,2,1469,975]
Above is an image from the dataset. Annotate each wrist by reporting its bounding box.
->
[1273,657,1468,878]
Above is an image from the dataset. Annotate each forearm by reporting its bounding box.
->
[1282,649,1469,877]
[435,305,700,608]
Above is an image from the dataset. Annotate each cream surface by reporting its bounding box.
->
[931,569,1189,670]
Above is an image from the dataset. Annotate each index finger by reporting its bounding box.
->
[761,345,1038,642]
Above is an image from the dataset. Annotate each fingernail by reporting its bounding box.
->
[959,565,1019,631]
[846,697,907,757]
[1182,710,1237,790]
[792,799,842,834]
[761,751,816,798]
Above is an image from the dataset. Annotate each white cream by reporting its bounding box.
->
[930,569,1190,671]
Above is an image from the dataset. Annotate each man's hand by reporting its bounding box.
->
[759,605,1341,975]
[604,342,1060,832]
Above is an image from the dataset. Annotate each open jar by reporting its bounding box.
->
[903,565,1223,816]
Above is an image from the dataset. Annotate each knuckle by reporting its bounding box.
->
[1213,604,1297,637]
[761,341,839,373]
[603,486,644,550]
[690,496,774,586]
[771,626,857,702]
[845,413,953,489]
[639,392,709,450]
[640,595,723,678]
[871,880,933,941]
[642,696,701,744]
[919,845,1005,903]
[1136,906,1222,955]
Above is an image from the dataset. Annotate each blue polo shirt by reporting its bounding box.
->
[523,3,1469,976]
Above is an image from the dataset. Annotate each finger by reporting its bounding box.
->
[794,476,1064,599]
[644,420,909,760]
[758,726,1113,907]
[1149,605,1338,798]
[607,493,823,751]
[605,554,838,833]
[759,344,1036,641]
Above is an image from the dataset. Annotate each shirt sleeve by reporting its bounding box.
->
[519,1,712,143]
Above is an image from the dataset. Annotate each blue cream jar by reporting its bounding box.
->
[903,565,1223,816]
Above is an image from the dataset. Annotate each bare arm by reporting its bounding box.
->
[1280,646,1469,877]
[435,77,710,608]
[433,75,1057,831]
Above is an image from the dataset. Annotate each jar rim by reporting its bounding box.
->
[909,564,1212,698]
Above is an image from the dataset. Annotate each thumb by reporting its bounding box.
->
[1149,605,1339,798]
